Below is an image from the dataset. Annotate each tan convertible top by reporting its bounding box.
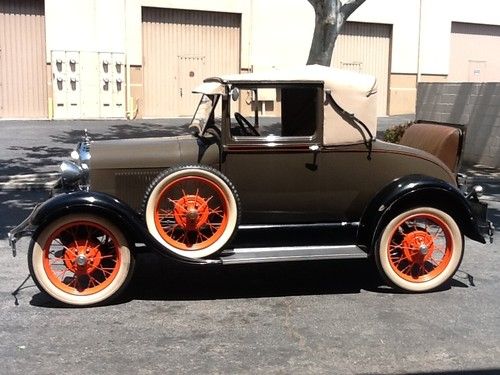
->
[195,65,378,145]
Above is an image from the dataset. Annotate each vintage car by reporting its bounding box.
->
[9,65,494,306]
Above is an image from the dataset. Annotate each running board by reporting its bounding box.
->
[219,245,367,265]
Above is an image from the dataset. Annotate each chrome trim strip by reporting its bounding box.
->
[220,244,367,265]
[239,222,360,230]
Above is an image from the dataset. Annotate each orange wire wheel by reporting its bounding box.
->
[144,166,240,259]
[377,207,463,292]
[42,221,121,295]
[29,214,133,306]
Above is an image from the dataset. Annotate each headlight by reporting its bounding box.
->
[60,161,84,185]
[58,130,92,191]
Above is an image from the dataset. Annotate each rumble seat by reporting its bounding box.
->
[400,122,463,173]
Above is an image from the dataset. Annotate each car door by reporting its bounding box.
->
[221,84,323,224]
[223,138,322,224]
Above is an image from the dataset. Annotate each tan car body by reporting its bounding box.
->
[90,66,456,224]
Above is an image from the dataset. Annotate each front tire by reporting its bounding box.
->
[28,214,134,306]
[375,207,463,292]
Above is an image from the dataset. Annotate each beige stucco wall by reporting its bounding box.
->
[45,0,126,58]
[43,0,500,118]
[45,0,500,75]
[388,74,417,115]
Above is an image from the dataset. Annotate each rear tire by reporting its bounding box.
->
[375,207,463,292]
[143,165,240,259]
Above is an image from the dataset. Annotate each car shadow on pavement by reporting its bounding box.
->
[121,252,467,303]
[129,255,378,300]
[26,251,472,308]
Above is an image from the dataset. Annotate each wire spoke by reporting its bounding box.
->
[95,266,114,276]
[169,198,188,213]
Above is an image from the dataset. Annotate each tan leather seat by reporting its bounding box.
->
[400,122,462,173]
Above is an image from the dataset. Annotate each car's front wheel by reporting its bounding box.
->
[375,207,463,292]
[28,214,134,306]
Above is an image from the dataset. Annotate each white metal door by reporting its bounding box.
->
[52,51,81,119]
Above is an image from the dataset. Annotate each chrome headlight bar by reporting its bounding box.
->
[59,129,91,191]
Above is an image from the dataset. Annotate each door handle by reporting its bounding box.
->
[306,145,320,171]
[180,88,183,97]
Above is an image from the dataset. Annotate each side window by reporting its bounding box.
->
[229,86,319,139]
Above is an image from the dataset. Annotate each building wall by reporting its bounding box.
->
[18,0,500,119]
[141,7,241,117]
[45,0,126,56]
[0,0,48,118]
[449,22,500,82]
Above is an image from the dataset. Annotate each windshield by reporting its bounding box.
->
[189,94,220,135]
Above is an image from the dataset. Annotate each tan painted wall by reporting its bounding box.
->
[420,75,448,83]
[129,66,143,119]
[8,0,500,119]
[141,7,241,117]
[0,0,48,118]
[388,74,448,115]
[332,22,391,116]
[449,22,500,82]
[388,74,416,115]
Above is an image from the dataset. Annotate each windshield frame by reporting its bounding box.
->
[189,94,222,136]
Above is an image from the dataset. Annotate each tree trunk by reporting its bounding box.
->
[307,0,366,66]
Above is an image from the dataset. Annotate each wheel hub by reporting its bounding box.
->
[76,254,87,267]
[63,241,102,275]
[418,244,429,255]
[173,195,210,230]
[401,230,434,263]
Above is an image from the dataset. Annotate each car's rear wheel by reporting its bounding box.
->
[143,165,240,259]
[375,207,463,292]
[28,214,134,306]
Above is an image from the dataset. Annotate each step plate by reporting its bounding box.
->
[219,245,367,265]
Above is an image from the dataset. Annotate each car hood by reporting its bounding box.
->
[90,135,205,170]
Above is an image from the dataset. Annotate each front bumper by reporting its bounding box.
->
[8,205,39,257]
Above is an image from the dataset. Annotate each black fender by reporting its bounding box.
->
[357,174,486,253]
[28,190,218,265]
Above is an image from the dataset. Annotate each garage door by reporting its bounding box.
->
[332,22,392,116]
[0,0,47,118]
[142,8,241,117]
[449,22,500,82]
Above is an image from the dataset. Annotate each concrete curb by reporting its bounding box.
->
[0,173,58,191]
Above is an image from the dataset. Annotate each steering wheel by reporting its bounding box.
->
[234,112,260,136]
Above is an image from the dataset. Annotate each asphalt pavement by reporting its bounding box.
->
[0,191,498,374]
